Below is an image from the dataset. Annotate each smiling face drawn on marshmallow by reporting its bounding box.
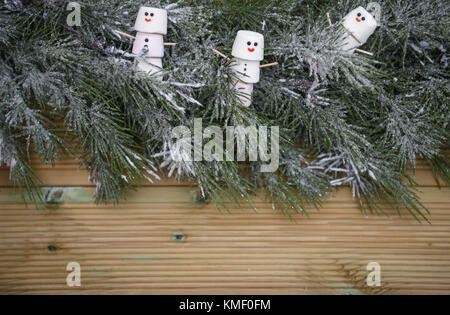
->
[134,7,168,35]
[231,30,264,61]
[342,7,377,45]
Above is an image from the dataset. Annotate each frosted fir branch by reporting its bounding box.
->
[280,87,302,99]
[0,0,446,220]
[274,19,380,89]
[154,140,196,179]
[317,149,429,221]
[3,0,24,11]
[16,1,110,55]
[169,82,205,89]
[379,93,446,166]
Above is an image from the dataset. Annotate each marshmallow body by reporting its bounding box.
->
[232,81,254,108]
[135,58,163,80]
[230,59,260,84]
[231,31,264,61]
[134,7,167,35]
[132,33,164,58]
[341,7,377,51]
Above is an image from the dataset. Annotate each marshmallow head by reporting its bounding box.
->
[342,7,377,46]
[231,31,264,61]
[132,33,164,58]
[134,7,167,34]
[230,59,260,84]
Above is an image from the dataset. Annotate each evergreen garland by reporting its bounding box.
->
[1,0,448,221]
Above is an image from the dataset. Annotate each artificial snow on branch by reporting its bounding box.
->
[0,0,447,222]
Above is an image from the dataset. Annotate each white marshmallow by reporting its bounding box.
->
[232,81,253,108]
[341,7,378,51]
[230,58,260,84]
[135,58,163,80]
[231,30,264,61]
[132,33,164,58]
[134,7,167,35]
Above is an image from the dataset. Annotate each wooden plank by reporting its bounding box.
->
[0,186,447,204]
[0,157,445,187]
[0,185,449,295]
[0,158,186,187]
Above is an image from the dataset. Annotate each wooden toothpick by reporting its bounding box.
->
[349,32,362,44]
[212,49,278,67]
[341,25,363,44]
[164,43,177,46]
[259,62,278,68]
[212,48,230,60]
[355,48,374,56]
[114,29,135,40]
[326,12,332,26]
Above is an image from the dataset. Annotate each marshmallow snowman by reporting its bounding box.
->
[133,7,168,77]
[231,31,264,83]
[230,31,265,107]
[341,7,378,52]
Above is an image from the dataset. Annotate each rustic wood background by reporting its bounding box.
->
[0,157,448,295]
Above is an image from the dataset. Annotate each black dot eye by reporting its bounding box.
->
[357,13,361,17]
[254,42,258,46]
[150,13,154,17]
[362,17,366,21]
[247,41,251,46]
[145,38,149,42]
[145,12,149,16]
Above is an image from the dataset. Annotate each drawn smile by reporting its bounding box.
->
[145,18,152,22]
[356,17,361,22]
[248,48,255,52]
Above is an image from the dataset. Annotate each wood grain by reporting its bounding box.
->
[0,158,448,295]
[0,157,444,187]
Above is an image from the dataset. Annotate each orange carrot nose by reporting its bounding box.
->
[356,17,361,22]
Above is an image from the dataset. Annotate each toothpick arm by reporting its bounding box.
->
[349,33,362,44]
[259,62,278,68]
[114,30,135,40]
[355,48,374,56]
[164,43,177,46]
[326,12,332,26]
[212,48,230,60]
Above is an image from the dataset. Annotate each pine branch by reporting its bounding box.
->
[0,0,447,222]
